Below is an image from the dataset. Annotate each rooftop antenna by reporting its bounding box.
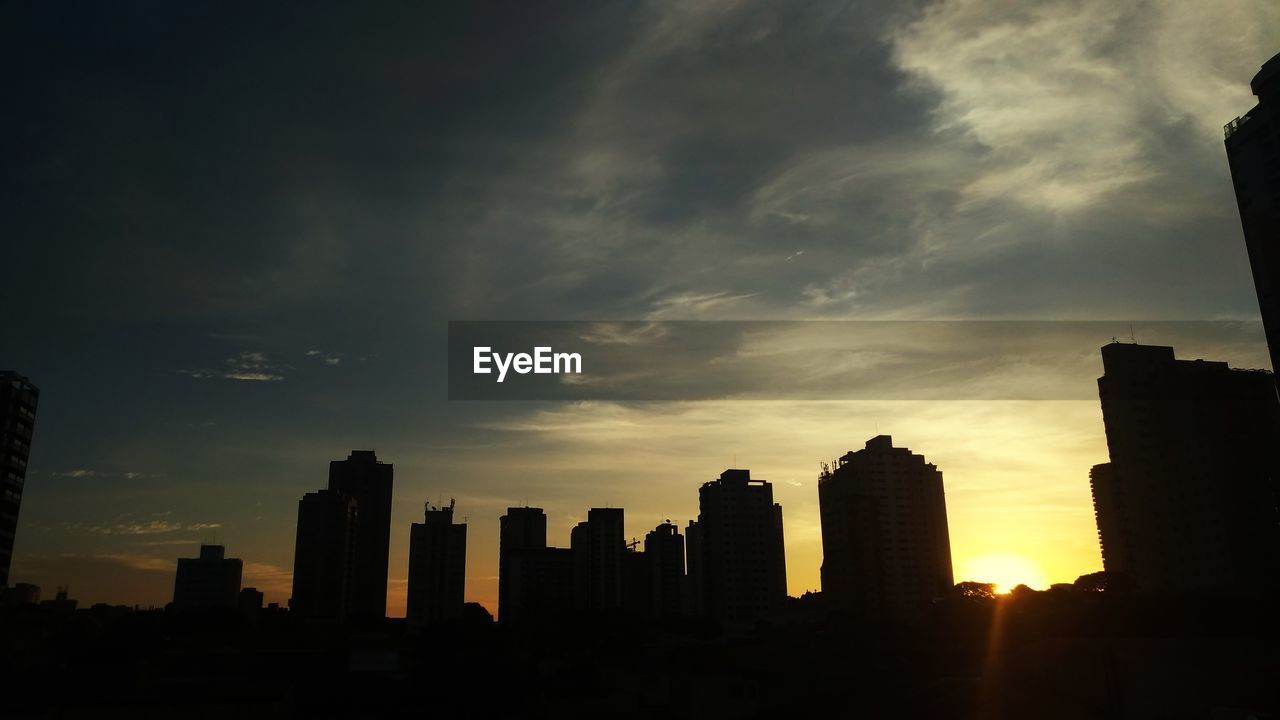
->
[1129,324,1137,343]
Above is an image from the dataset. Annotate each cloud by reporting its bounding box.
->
[648,292,759,319]
[579,322,670,346]
[56,469,163,480]
[889,0,1278,214]
[306,349,343,365]
[58,517,224,536]
[93,553,175,572]
[180,350,286,381]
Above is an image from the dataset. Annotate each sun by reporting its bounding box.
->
[960,552,1050,594]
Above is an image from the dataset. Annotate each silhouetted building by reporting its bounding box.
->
[1088,463,1130,578]
[291,489,356,619]
[498,506,548,622]
[406,499,467,626]
[2,582,39,607]
[623,546,651,616]
[685,519,703,615]
[687,469,787,623]
[328,450,394,619]
[570,507,624,612]
[173,545,242,612]
[0,371,38,588]
[504,546,574,624]
[1225,51,1280,393]
[644,521,685,618]
[818,436,953,620]
[238,587,263,621]
[1093,342,1280,593]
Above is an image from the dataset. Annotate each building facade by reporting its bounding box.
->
[290,489,356,619]
[498,506,548,622]
[0,371,38,588]
[328,450,394,618]
[503,546,574,624]
[644,521,685,619]
[570,507,624,612]
[1225,51,1280,394]
[686,469,787,624]
[173,544,243,612]
[818,436,953,620]
[1092,342,1280,594]
[406,500,467,626]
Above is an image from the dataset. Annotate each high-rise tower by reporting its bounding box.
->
[1091,343,1280,593]
[570,507,624,612]
[1225,51,1280,395]
[327,450,393,618]
[686,469,787,623]
[818,436,953,620]
[0,371,38,588]
[406,499,467,626]
[290,489,356,619]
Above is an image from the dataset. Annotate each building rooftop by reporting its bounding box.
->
[1251,50,1280,100]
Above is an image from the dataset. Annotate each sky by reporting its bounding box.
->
[3,1,1279,615]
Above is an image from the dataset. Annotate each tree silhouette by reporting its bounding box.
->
[954,581,997,600]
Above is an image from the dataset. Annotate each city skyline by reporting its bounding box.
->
[1,355,1271,616]
[5,3,1279,620]
[11,330,1276,618]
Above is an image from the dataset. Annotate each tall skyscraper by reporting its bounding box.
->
[1225,51,1280,393]
[570,507,624,612]
[498,506,548,622]
[644,521,685,618]
[290,489,356,619]
[173,544,243,613]
[498,506,579,624]
[328,450,393,619]
[406,499,467,626]
[818,436,953,620]
[686,469,787,624]
[1091,342,1280,594]
[0,371,38,589]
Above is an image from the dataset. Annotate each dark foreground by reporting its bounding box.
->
[2,587,1276,719]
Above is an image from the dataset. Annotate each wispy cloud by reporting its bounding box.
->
[92,553,175,572]
[305,349,343,365]
[180,350,286,381]
[56,468,164,480]
[889,0,1276,214]
[647,291,758,320]
[57,517,223,536]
